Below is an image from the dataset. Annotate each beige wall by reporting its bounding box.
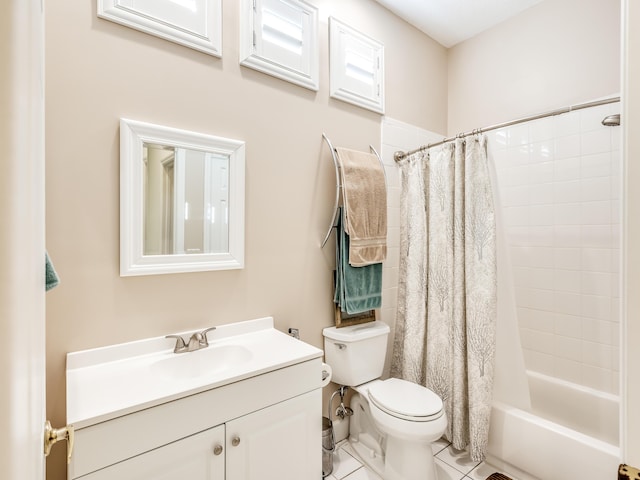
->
[44,0,446,477]
[447,0,621,134]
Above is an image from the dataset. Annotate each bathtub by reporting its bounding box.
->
[486,371,620,480]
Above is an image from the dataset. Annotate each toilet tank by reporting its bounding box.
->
[322,321,390,386]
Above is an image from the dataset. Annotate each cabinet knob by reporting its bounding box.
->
[231,436,241,447]
[213,444,223,456]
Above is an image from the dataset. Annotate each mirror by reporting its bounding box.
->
[120,118,245,276]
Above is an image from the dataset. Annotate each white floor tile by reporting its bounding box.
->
[435,445,481,475]
[435,458,467,480]
[330,446,363,479]
[431,437,451,455]
[343,466,383,480]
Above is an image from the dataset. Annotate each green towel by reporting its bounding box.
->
[46,251,60,291]
[334,208,382,314]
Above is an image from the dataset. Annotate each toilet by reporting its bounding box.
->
[323,321,447,480]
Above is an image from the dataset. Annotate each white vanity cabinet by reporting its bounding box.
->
[66,318,325,480]
[78,389,319,480]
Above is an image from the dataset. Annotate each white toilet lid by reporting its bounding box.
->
[367,378,444,422]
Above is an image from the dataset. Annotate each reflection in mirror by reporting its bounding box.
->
[120,119,244,276]
[143,143,229,255]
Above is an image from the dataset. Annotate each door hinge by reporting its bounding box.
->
[44,421,74,464]
[620,464,640,480]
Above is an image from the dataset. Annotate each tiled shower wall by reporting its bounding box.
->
[381,104,621,395]
[485,102,621,395]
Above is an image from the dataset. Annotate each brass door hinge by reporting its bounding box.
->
[619,464,640,480]
[44,421,74,464]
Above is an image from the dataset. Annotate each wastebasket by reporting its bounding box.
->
[322,416,335,477]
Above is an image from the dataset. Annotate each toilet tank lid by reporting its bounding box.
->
[322,321,390,342]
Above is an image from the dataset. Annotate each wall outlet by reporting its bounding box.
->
[288,328,300,339]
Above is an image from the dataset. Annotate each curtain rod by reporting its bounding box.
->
[393,96,621,163]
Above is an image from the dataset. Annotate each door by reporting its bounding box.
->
[0,0,47,478]
[226,390,321,480]
[81,425,226,480]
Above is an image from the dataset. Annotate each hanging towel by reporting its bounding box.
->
[45,251,60,291]
[335,147,387,266]
[334,208,382,314]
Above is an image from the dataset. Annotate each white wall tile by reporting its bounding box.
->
[554,313,582,338]
[530,205,555,226]
[582,317,614,345]
[529,161,554,184]
[554,357,582,384]
[554,269,581,293]
[581,129,611,156]
[554,134,581,159]
[553,180,582,203]
[581,200,612,225]
[506,124,530,147]
[582,341,613,369]
[581,225,613,248]
[580,294,612,321]
[554,335,582,362]
[582,364,614,393]
[530,141,554,163]
[581,248,613,273]
[554,291,582,316]
[581,152,611,178]
[554,110,581,137]
[529,183,554,205]
[554,157,581,181]
[554,203,582,225]
[530,117,555,142]
[581,271,612,296]
[554,247,581,270]
[580,177,611,202]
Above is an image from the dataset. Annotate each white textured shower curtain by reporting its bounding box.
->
[390,136,497,462]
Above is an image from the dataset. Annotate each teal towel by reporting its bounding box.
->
[334,208,382,314]
[45,251,60,291]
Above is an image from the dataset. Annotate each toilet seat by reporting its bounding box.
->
[367,378,444,422]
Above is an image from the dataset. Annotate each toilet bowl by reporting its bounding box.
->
[323,322,447,480]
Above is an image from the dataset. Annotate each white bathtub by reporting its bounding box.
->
[486,371,620,480]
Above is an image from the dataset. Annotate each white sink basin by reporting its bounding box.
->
[66,317,324,428]
[150,344,253,379]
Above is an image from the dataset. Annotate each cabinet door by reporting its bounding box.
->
[81,424,225,480]
[226,389,321,480]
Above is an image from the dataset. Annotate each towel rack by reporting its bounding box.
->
[320,133,386,248]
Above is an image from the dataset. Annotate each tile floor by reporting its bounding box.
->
[324,437,515,480]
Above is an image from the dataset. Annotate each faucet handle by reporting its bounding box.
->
[165,334,187,353]
[198,327,217,347]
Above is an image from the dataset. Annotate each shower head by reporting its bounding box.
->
[602,114,620,126]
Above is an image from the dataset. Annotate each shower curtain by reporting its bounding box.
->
[390,136,497,462]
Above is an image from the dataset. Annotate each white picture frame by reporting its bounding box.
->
[98,0,222,57]
[239,0,319,91]
[329,17,385,114]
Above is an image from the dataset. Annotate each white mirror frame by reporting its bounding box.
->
[98,0,222,57]
[239,0,319,91]
[120,118,245,276]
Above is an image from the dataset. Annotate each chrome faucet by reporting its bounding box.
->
[165,327,217,353]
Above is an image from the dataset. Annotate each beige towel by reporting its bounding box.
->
[335,147,387,266]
